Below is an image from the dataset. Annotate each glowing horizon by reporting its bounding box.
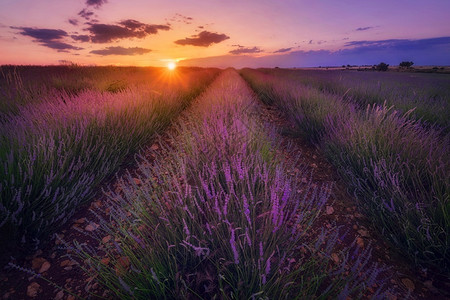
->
[1,0,449,67]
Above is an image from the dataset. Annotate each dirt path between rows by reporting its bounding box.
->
[0,82,205,300]
[249,85,448,299]
[1,69,447,299]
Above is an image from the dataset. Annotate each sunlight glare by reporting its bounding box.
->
[168,62,176,70]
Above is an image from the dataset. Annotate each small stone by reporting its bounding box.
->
[74,218,85,224]
[325,206,334,215]
[102,235,111,243]
[55,290,64,300]
[133,178,142,185]
[90,200,102,209]
[60,260,72,267]
[85,223,99,232]
[100,257,110,265]
[401,278,415,291]
[356,237,365,248]
[115,256,130,276]
[27,282,40,297]
[386,293,398,300]
[67,295,76,300]
[331,253,340,263]
[357,229,370,237]
[38,261,51,273]
[31,257,47,271]
[150,144,159,150]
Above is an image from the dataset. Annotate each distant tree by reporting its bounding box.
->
[399,61,414,68]
[342,65,346,68]
[376,62,389,71]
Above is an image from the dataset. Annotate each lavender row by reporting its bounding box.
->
[0,67,220,258]
[255,68,450,130]
[75,70,387,299]
[0,66,215,115]
[241,68,450,276]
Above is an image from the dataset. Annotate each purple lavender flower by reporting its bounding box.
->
[229,227,239,264]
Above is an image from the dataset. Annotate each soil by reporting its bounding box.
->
[253,102,449,300]
[1,71,448,299]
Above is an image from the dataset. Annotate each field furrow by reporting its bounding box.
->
[1,67,448,299]
[241,68,450,295]
[0,67,220,261]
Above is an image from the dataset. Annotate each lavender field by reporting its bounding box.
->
[0,66,220,256]
[241,68,449,277]
[0,66,449,299]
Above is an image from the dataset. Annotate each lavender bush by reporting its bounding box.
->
[76,70,386,299]
[258,68,450,130]
[241,68,450,276]
[0,67,220,257]
[324,104,449,273]
[0,66,215,115]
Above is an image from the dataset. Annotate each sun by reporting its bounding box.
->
[167,62,176,70]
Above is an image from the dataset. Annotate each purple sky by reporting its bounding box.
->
[1,0,449,67]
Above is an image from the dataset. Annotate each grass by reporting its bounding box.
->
[241,68,450,277]
[0,66,220,258]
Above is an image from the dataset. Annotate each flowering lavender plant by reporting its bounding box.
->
[0,67,220,258]
[241,68,449,276]
[75,70,386,299]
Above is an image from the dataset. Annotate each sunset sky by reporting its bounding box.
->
[1,0,449,68]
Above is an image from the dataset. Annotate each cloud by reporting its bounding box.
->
[87,21,170,43]
[174,31,229,47]
[179,36,450,68]
[41,41,83,52]
[306,40,327,45]
[78,9,95,20]
[12,27,67,40]
[274,47,292,53]
[86,0,107,8]
[71,34,90,42]
[344,37,450,51]
[68,19,79,26]
[170,13,194,24]
[229,46,262,55]
[90,46,151,56]
[11,26,83,52]
[119,19,145,30]
[356,26,374,31]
